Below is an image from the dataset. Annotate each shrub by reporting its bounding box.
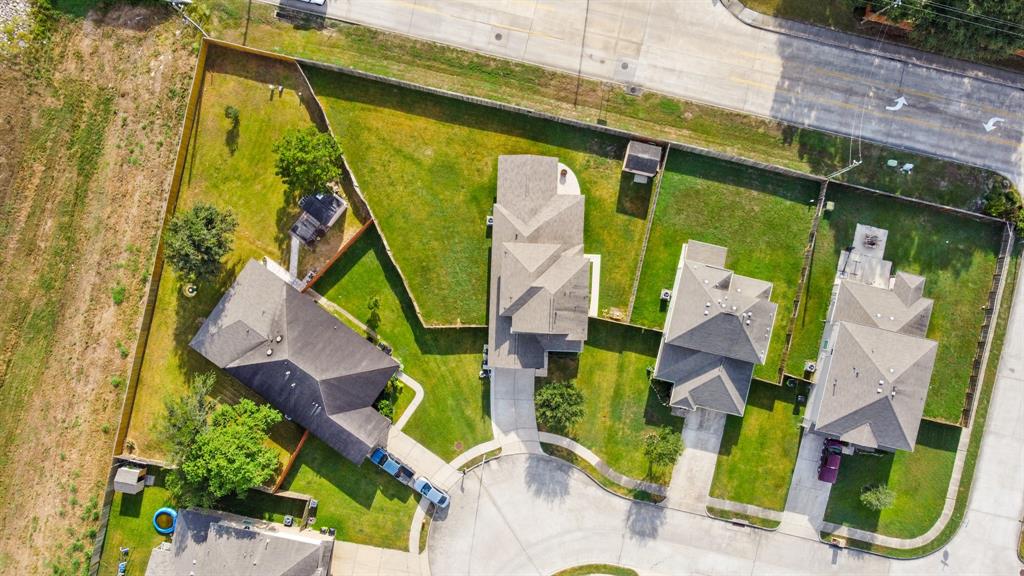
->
[643,427,682,468]
[110,375,125,389]
[860,484,896,511]
[110,283,125,305]
[115,340,129,358]
[535,381,584,433]
[982,182,1023,229]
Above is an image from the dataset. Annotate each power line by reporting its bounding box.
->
[868,0,1024,39]
[901,0,1024,31]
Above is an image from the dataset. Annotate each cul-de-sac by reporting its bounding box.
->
[1,0,1022,574]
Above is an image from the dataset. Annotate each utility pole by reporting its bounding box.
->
[573,0,591,108]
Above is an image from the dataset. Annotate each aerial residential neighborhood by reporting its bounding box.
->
[0,1,1022,576]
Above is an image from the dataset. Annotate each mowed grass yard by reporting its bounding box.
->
[540,320,680,483]
[788,185,1001,422]
[306,67,652,325]
[709,380,803,511]
[277,437,418,549]
[98,470,172,576]
[313,227,492,461]
[125,46,332,460]
[632,151,820,381]
[824,421,961,538]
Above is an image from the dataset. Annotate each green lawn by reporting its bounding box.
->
[824,420,961,538]
[277,436,418,550]
[306,67,651,325]
[789,185,1001,422]
[312,227,492,461]
[125,46,337,460]
[97,470,173,576]
[709,380,803,511]
[540,320,680,483]
[632,151,820,381]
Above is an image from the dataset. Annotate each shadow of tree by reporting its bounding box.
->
[625,500,665,541]
[524,455,571,502]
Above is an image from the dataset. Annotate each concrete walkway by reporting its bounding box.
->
[538,432,666,497]
[331,541,426,576]
[489,367,542,455]
[288,235,300,278]
[777,431,830,540]
[707,496,783,525]
[275,0,1024,186]
[664,409,726,514]
[393,372,424,431]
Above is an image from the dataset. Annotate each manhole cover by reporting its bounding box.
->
[494,32,503,41]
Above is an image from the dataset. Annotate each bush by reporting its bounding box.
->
[643,427,682,468]
[535,381,584,433]
[110,375,125,389]
[860,484,896,511]
[982,182,1023,229]
[111,283,125,305]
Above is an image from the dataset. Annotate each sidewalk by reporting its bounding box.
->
[664,408,726,513]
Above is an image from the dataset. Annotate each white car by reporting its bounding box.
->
[413,477,450,508]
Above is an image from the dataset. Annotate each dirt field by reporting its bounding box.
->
[0,4,197,573]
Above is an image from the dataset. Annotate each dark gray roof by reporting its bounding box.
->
[487,156,590,371]
[811,322,937,451]
[654,241,776,416]
[623,141,662,177]
[290,213,323,244]
[299,193,346,227]
[190,260,398,463]
[145,509,333,576]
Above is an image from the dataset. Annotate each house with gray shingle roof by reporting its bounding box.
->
[486,155,591,375]
[653,240,777,416]
[804,224,938,452]
[145,508,333,576]
[190,259,399,464]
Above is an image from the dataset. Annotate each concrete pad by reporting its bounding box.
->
[664,408,725,512]
[778,431,830,539]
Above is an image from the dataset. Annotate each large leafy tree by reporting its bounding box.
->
[163,203,238,283]
[169,399,281,507]
[162,371,215,463]
[885,0,1024,61]
[535,380,585,433]
[273,127,343,194]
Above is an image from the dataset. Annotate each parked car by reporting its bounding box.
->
[817,441,843,483]
[413,477,450,508]
[370,447,415,485]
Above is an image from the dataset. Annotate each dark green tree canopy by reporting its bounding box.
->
[885,0,1024,61]
[169,398,281,508]
[535,380,585,433]
[163,203,238,283]
[273,127,343,194]
[643,426,682,468]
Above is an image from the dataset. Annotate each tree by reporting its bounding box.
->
[367,295,382,332]
[860,484,897,511]
[163,203,238,283]
[885,1,1024,62]
[161,371,215,463]
[170,399,281,507]
[273,127,343,194]
[643,427,682,468]
[982,182,1023,229]
[535,381,584,433]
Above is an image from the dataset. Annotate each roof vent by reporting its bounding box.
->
[876,313,882,318]
[275,335,283,343]
[703,310,709,316]
[876,387,882,394]
[745,320,751,326]
[705,302,711,307]
[731,305,737,311]
[878,379,885,385]
[266,349,273,356]
[891,388,897,397]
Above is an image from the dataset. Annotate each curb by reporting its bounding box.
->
[720,0,1024,91]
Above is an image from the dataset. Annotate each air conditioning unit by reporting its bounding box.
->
[660,289,672,302]
[804,360,817,374]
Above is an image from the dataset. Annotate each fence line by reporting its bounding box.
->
[625,143,672,322]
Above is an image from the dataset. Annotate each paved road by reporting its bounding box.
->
[429,256,1024,575]
[280,0,1024,185]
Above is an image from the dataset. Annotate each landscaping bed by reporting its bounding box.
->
[312,227,492,461]
[709,380,803,511]
[539,320,679,483]
[632,151,819,381]
[823,420,961,538]
[788,184,1002,422]
[276,436,418,550]
[306,67,651,325]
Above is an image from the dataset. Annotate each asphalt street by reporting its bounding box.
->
[277,0,1024,185]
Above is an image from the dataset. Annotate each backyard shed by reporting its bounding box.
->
[622,140,663,183]
[113,466,147,495]
[290,192,347,245]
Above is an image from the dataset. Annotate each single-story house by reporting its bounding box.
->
[190,259,399,464]
[804,224,938,452]
[652,240,777,416]
[290,192,347,245]
[486,155,590,375]
[145,508,333,576]
[622,140,663,184]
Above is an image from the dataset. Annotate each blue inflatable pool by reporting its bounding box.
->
[153,507,177,534]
